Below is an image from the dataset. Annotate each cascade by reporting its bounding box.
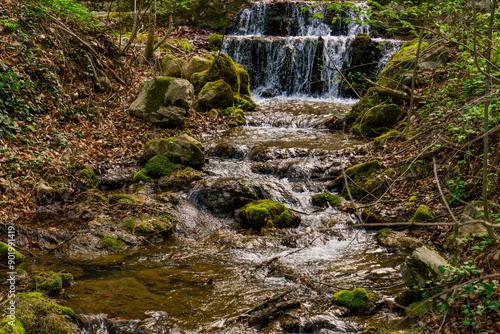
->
[223,0,400,99]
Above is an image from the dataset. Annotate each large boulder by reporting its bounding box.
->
[239,199,301,228]
[129,77,194,126]
[143,134,205,169]
[401,246,450,288]
[181,56,212,80]
[351,103,404,137]
[190,53,256,110]
[160,55,186,77]
[196,79,234,111]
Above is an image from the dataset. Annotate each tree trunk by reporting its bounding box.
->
[138,0,156,65]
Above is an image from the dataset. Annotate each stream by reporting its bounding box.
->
[23,1,408,333]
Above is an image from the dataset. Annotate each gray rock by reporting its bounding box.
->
[377,229,423,251]
[143,134,205,169]
[401,246,450,288]
[129,77,194,126]
[190,178,271,214]
[181,56,211,80]
[160,55,186,77]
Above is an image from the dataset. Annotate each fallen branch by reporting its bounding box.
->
[366,78,421,102]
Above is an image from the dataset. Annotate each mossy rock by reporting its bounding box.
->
[375,228,392,240]
[342,160,386,200]
[133,169,153,183]
[374,129,402,147]
[129,77,194,127]
[311,193,341,208]
[79,168,98,188]
[208,34,223,51]
[234,94,256,111]
[362,208,388,225]
[160,55,185,77]
[31,272,73,296]
[332,288,379,313]
[108,193,136,204]
[158,166,205,190]
[410,205,434,222]
[0,242,24,263]
[239,199,301,228]
[181,56,212,80]
[144,155,180,178]
[143,134,205,169]
[76,190,109,204]
[100,235,125,252]
[123,215,176,237]
[0,292,77,334]
[197,79,234,111]
[352,104,404,137]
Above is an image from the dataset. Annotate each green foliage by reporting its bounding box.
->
[37,0,99,30]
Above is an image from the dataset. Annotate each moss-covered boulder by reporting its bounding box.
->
[145,155,180,178]
[352,104,404,137]
[0,292,77,334]
[76,189,109,204]
[401,246,450,288]
[311,193,342,208]
[332,288,379,314]
[32,272,73,296]
[208,34,223,51]
[239,199,301,228]
[158,166,205,190]
[181,56,212,80]
[143,134,205,169]
[160,55,186,77]
[0,242,24,263]
[342,160,387,201]
[196,79,234,111]
[129,77,194,126]
[190,53,255,110]
[410,205,434,222]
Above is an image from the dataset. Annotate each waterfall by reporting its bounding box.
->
[223,1,401,99]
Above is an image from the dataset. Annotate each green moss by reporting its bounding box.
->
[409,195,417,203]
[100,235,125,252]
[79,168,98,188]
[171,38,193,51]
[311,193,342,208]
[76,190,109,204]
[332,288,378,312]
[352,104,404,137]
[410,205,434,222]
[234,95,256,111]
[343,160,385,200]
[374,129,402,147]
[121,215,176,236]
[133,169,153,183]
[226,121,238,128]
[239,199,301,228]
[144,155,179,178]
[10,292,77,334]
[382,168,395,176]
[0,319,25,334]
[0,242,24,262]
[208,34,223,51]
[144,77,174,115]
[406,301,431,317]
[375,228,392,240]
[220,106,237,116]
[32,272,72,296]
[108,193,136,204]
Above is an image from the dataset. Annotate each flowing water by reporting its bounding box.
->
[23,2,408,333]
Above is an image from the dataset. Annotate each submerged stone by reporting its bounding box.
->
[239,199,301,228]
